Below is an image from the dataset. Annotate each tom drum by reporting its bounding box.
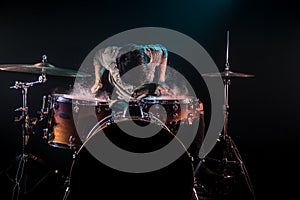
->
[45,93,111,150]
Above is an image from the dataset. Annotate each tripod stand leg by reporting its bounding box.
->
[11,154,27,200]
[4,153,55,200]
[62,186,70,200]
[62,177,70,200]
[226,135,256,200]
[192,187,199,200]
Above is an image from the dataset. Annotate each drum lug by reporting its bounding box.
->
[73,103,79,113]
[68,135,78,150]
[48,131,54,141]
[42,128,48,141]
[95,106,102,114]
[107,115,116,126]
[53,102,59,110]
[172,113,178,119]
[187,113,194,125]
[188,103,194,110]
[72,152,77,160]
[172,104,179,111]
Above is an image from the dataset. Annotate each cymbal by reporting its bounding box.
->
[201,70,255,78]
[0,62,91,78]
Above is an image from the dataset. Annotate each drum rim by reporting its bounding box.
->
[141,95,199,103]
[51,93,109,105]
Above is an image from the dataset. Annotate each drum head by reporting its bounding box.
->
[51,93,108,106]
[69,116,194,200]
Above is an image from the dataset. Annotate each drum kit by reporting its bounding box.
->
[0,55,198,200]
[0,32,256,200]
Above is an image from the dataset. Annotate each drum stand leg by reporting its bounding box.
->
[216,131,256,200]
[192,187,199,200]
[62,176,70,200]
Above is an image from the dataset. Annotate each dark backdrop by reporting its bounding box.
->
[0,0,299,199]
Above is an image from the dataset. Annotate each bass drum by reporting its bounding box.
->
[68,114,195,200]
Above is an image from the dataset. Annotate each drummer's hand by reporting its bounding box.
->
[131,84,150,99]
[91,81,103,94]
[155,84,176,97]
[132,83,162,99]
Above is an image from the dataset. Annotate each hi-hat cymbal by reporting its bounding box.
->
[0,62,91,78]
[201,70,255,78]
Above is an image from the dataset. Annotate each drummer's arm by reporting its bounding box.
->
[91,64,103,94]
[94,64,102,83]
[158,56,167,84]
[155,56,176,96]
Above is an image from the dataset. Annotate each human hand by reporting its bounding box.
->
[131,83,159,99]
[91,81,103,94]
[155,84,176,97]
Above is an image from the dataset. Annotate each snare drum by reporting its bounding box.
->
[45,93,111,150]
[140,95,202,125]
[140,96,205,158]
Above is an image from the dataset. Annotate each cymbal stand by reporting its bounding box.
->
[217,30,256,199]
[9,74,47,200]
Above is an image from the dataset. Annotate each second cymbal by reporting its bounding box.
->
[0,62,91,78]
[202,70,255,78]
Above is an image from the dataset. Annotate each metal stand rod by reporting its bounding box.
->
[223,29,231,140]
[223,78,230,140]
[218,30,256,199]
[10,74,46,200]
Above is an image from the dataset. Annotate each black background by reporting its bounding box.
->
[0,0,299,199]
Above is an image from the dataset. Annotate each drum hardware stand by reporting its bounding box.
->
[195,31,256,199]
[214,69,256,199]
[6,73,47,200]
